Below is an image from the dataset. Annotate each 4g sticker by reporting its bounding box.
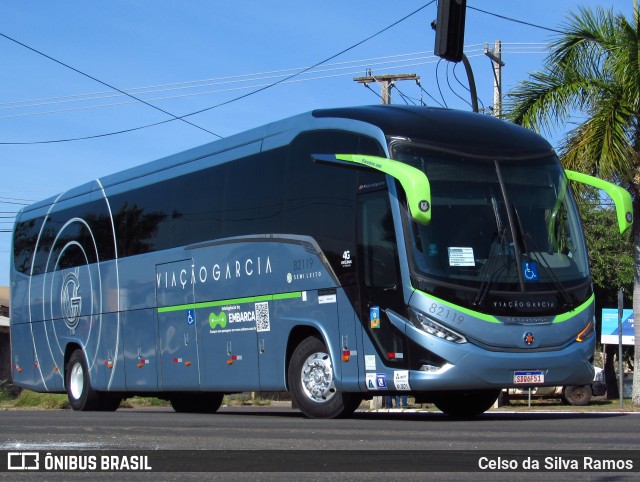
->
[341,250,352,268]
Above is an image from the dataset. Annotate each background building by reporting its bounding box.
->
[0,286,12,391]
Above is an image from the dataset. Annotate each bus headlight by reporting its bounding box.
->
[409,308,467,344]
[576,318,595,343]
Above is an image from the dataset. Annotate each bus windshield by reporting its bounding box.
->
[394,142,589,309]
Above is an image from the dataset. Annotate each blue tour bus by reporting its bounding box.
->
[9,105,632,418]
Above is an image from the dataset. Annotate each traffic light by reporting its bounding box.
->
[434,0,467,63]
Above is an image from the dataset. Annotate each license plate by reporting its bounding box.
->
[513,370,544,384]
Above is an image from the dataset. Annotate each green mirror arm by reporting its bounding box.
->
[313,153,432,224]
[565,170,633,234]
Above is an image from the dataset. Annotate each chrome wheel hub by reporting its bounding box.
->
[300,352,335,402]
[70,362,84,400]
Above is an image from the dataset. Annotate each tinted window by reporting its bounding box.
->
[223,150,286,237]
[14,198,116,275]
[358,189,399,288]
[13,217,45,274]
[283,131,384,281]
[15,132,385,275]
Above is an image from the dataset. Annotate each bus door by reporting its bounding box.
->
[155,260,201,390]
[356,188,407,375]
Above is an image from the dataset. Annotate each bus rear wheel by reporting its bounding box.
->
[65,349,122,411]
[288,336,361,419]
[432,389,501,417]
[170,393,224,413]
[66,349,101,411]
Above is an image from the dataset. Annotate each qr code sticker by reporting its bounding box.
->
[255,302,270,332]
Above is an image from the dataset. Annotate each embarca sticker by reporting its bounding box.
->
[208,302,271,334]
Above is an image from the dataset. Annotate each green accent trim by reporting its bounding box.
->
[565,170,633,234]
[415,289,501,323]
[157,291,302,313]
[552,293,594,324]
[334,154,432,224]
[414,290,594,324]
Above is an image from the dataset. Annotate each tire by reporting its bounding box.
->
[65,349,101,411]
[99,394,122,412]
[170,393,224,413]
[562,385,592,406]
[432,389,501,417]
[288,336,361,419]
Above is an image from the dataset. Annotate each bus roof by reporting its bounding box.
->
[313,105,554,159]
[21,106,554,215]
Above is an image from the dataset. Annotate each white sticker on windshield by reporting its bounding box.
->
[448,247,475,267]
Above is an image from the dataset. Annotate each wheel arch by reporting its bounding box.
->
[284,325,328,391]
[63,342,84,386]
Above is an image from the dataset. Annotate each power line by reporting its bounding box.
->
[0,42,541,111]
[435,59,448,108]
[1,48,489,111]
[0,44,542,119]
[467,5,563,34]
[445,62,473,110]
[416,78,445,108]
[453,61,484,111]
[0,196,36,203]
[0,31,222,138]
[0,55,476,121]
[0,1,437,145]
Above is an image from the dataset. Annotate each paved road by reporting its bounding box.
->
[0,405,638,451]
[0,406,638,480]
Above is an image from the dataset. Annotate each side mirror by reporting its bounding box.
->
[565,170,633,234]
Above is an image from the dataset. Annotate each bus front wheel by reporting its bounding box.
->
[432,389,501,417]
[288,336,361,419]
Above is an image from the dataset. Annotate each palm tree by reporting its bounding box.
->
[504,2,640,404]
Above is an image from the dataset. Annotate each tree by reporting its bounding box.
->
[578,197,633,397]
[578,197,633,308]
[504,2,640,404]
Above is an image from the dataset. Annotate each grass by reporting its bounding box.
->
[1,389,638,412]
[119,396,171,408]
[223,393,273,406]
[8,390,70,410]
[0,390,274,410]
[493,397,640,412]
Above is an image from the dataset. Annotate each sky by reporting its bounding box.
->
[0,0,633,287]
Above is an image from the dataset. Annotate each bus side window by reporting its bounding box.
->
[358,189,399,289]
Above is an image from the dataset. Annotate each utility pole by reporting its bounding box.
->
[484,40,505,117]
[353,73,419,104]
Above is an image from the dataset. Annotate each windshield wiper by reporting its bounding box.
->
[511,202,573,308]
[495,161,526,291]
[511,202,529,255]
[473,194,508,307]
[473,227,508,307]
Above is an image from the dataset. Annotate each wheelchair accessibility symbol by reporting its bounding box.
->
[187,309,195,325]
[522,261,539,281]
